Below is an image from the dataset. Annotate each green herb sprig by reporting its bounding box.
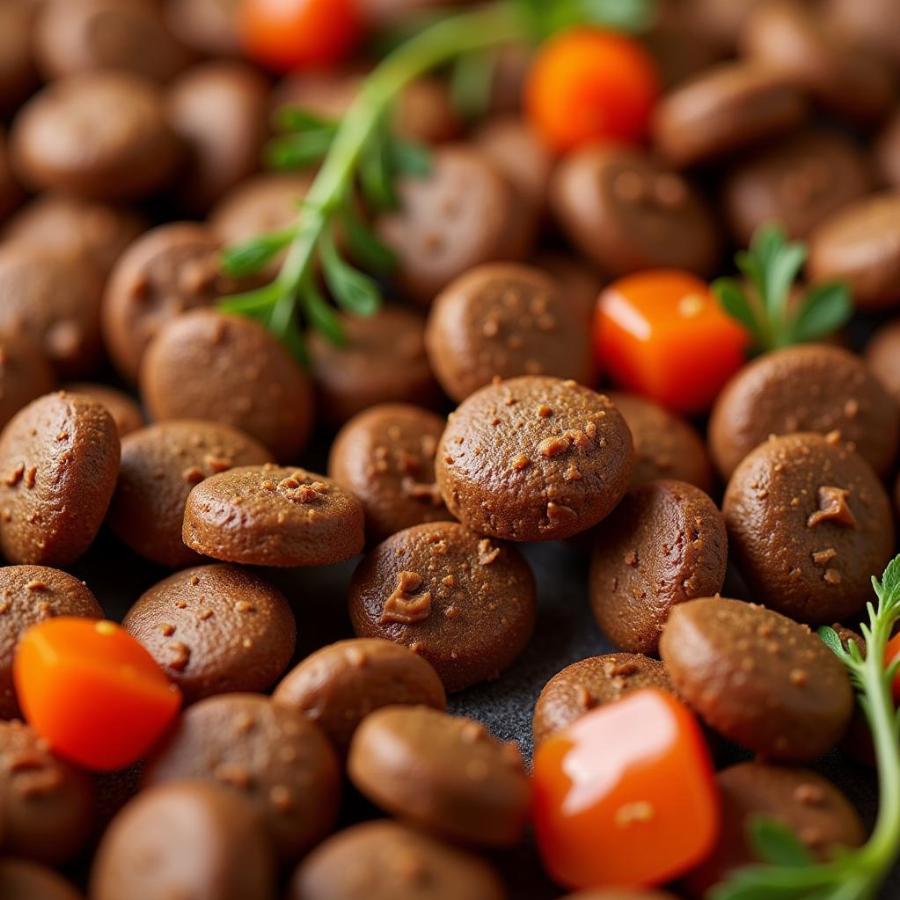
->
[713,226,853,356]
[714,556,900,900]
[217,0,656,357]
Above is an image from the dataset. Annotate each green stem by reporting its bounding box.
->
[272,1,526,312]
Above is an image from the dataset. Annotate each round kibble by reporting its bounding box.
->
[723,432,894,623]
[0,392,120,566]
[140,310,315,461]
[608,392,712,491]
[0,334,55,432]
[660,597,854,761]
[0,859,83,900]
[590,480,728,655]
[710,344,899,479]
[308,307,441,426]
[328,404,451,542]
[348,522,536,692]
[288,820,506,900]
[108,420,273,568]
[103,224,245,383]
[533,653,673,746]
[0,1,38,117]
[0,244,104,378]
[0,720,95,865]
[436,377,634,542]
[425,263,593,402]
[348,706,530,847]
[535,252,605,326]
[63,384,143,438]
[274,638,446,755]
[11,72,181,201]
[866,319,900,406]
[90,781,276,900]
[124,565,296,703]
[685,762,864,896]
[143,693,340,862]
[550,146,720,277]
[808,192,900,312]
[183,464,365,567]
[163,0,240,57]
[0,565,102,719]
[651,63,807,168]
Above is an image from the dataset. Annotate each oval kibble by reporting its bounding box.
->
[0,334,55,432]
[0,859,83,900]
[183,465,365,567]
[62,384,144,438]
[659,597,854,761]
[124,565,296,703]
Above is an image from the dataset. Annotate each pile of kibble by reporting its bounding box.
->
[0,0,900,899]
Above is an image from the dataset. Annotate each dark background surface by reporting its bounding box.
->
[75,528,893,899]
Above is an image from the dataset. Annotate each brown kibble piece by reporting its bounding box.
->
[0,392,120,565]
[660,597,853,761]
[0,334,55,432]
[63,384,143,438]
[274,638,446,755]
[349,707,530,847]
[349,522,535,692]
[184,464,364,567]
[0,859,83,900]
[124,565,296,703]
[143,693,340,863]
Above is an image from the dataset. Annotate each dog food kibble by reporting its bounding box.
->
[723,433,894,623]
[590,480,728,655]
[866,319,900,406]
[0,333,55,432]
[349,706,530,847]
[437,377,633,541]
[143,693,340,862]
[274,637,446,754]
[652,63,807,168]
[163,0,240,57]
[0,565,102,719]
[660,597,854,761]
[710,343,900,479]
[0,859,82,900]
[425,263,593,402]
[308,307,440,426]
[533,653,673,746]
[348,521,535,691]
[141,310,315,460]
[184,464,364,566]
[550,146,720,277]
[108,420,273,567]
[103,224,243,383]
[608,392,713,491]
[288,820,506,900]
[0,244,104,378]
[808,192,900,312]
[62,384,144,438]
[90,781,276,900]
[10,72,181,201]
[685,762,864,895]
[0,720,95,866]
[0,392,120,565]
[328,404,451,541]
[0,1,38,118]
[124,565,296,702]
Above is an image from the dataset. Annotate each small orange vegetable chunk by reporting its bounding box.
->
[595,270,748,413]
[533,688,719,890]
[526,28,660,154]
[238,0,362,72]
[14,618,181,772]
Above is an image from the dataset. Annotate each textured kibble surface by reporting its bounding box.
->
[437,377,634,542]
[143,693,340,863]
[590,480,728,655]
[0,332,55,432]
[275,637,446,754]
[723,432,894,623]
[184,464,365,567]
[660,597,854,761]
[124,565,296,703]
[348,521,536,692]
[349,706,531,847]
[62,384,143,438]
[0,392,120,566]
[109,420,274,568]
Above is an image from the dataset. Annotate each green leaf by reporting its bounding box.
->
[340,206,396,274]
[749,817,815,868]
[874,553,900,603]
[320,231,382,316]
[818,625,847,658]
[789,282,852,343]
[220,229,295,278]
[764,241,806,323]
[390,139,432,177]
[266,130,335,171]
[450,51,495,120]
[273,105,337,135]
[713,277,761,347]
[300,281,346,346]
[217,283,282,315]
[359,124,397,210]
[517,0,658,37]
